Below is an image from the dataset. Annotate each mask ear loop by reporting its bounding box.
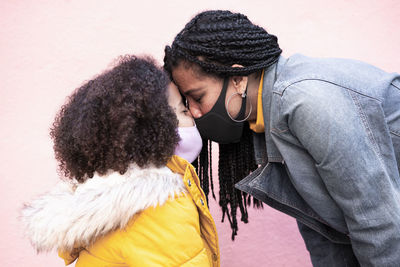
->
[225,90,252,123]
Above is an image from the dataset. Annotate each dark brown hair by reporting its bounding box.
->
[51,55,179,183]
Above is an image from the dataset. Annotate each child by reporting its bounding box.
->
[21,55,220,267]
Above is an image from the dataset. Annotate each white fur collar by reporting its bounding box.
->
[21,165,186,253]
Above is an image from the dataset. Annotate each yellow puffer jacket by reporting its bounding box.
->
[22,155,220,267]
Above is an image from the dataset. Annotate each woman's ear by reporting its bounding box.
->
[230,64,248,95]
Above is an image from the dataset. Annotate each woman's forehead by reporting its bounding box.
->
[172,63,221,92]
[172,62,198,80]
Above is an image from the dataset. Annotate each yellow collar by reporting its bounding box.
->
[249,70,265,133]
[167,155,191,175]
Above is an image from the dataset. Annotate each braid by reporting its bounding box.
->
[218,124,259,240]
[194,129,261,240]
[164,10,282,76]
[208,140,216,199]
[194,138,215,205]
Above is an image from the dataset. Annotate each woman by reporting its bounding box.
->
[22,55,220,266]
[164,10,400,266]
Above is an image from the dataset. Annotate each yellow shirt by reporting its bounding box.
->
[249,70,265,133]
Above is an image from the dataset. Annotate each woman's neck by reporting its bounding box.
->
[246,72,262,122]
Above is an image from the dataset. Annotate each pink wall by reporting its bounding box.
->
[1,1,399,266]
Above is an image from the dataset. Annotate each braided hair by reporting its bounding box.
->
[164,10,281,76]
[164,10,282,239]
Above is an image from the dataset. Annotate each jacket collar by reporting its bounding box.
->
[22,163,186,253]
[256,55,287,163]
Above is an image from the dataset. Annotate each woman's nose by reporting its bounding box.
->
[189,105,203,119]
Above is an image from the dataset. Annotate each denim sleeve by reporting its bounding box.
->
[281,81,400,266]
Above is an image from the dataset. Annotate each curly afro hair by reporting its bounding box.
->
[50,55,179,183]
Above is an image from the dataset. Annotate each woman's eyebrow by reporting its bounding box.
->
[184,87,203,96]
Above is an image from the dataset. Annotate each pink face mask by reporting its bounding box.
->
[174,126,203,163]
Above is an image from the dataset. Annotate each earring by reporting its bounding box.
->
[225,91,252,123]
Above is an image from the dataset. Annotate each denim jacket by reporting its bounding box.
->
[236,54,400,266]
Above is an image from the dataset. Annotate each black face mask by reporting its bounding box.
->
[194,77,247,144]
